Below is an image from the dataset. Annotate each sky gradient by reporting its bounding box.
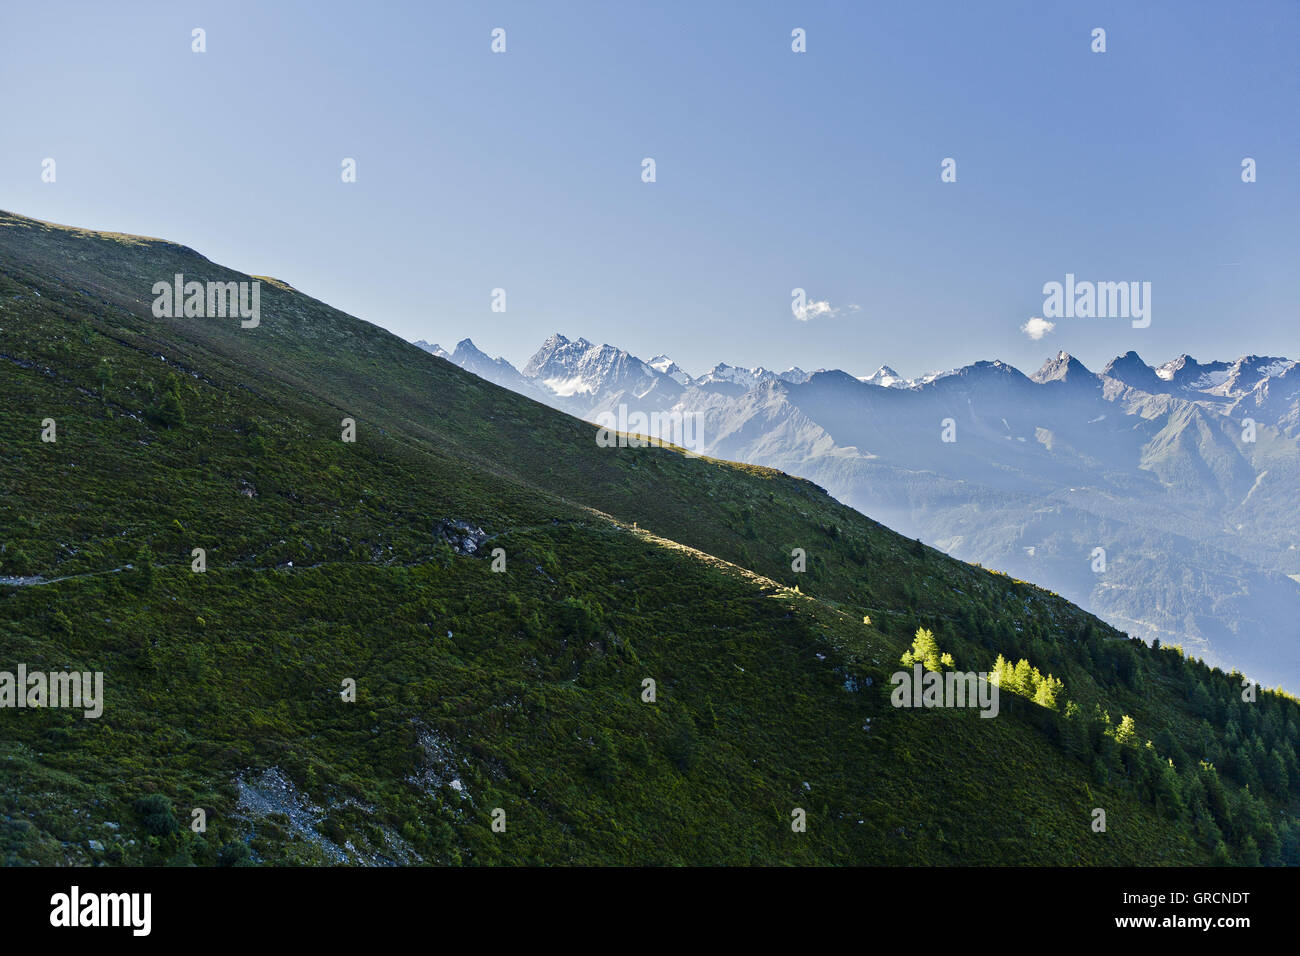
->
[3,0,1297,379]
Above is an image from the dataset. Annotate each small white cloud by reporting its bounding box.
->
[794,300,860,322]
[794,299,834,321]
[1021,317,1055,340]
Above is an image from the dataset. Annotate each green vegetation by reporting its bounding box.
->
[900,628,953,672]
[989,653,1064,710]
[0,210,1297,866]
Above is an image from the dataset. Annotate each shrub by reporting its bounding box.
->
[132,794,179,836]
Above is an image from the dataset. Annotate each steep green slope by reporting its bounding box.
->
[1,210,1296,866]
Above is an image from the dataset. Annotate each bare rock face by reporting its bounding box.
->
[434,519,487,555]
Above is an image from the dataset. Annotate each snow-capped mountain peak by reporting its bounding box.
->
[413,340,452,360]
[522,333,675,400]
[860,365,907,388]
[695,363,815,389]
[1155,354,1230,389]
[697,362,761,388]
[1149,354,1298,397]
[648,355,693,386]
[1218,355,1299,396]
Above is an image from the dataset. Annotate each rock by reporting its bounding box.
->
[434,519,487,556]
[88,839,105,852]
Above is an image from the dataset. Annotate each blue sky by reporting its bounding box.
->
[3,0,1297,378]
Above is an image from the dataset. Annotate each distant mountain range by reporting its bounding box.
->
[417,335,1300,689]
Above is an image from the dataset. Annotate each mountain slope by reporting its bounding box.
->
[1,210,1297,867]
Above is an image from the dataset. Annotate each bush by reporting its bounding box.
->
[148,375,186,427]
[3,546,33,575]
[555,597,603,643]
[132,794,179,836]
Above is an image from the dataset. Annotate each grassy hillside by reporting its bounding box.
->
[1,210,1296,865]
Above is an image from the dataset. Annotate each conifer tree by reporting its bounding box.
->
[1114,714,1138,746]
[902,627,944,671]
[1012,658,1034,696]
[1034,673,1063,710]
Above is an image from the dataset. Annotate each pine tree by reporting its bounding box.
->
[904,627,944,671]
[1063,700,1088,757]
[1012,658,1034,696]
[1238,836,1261,866]
[990,654,1013,692]
[1034,673,1063,710]
[1156,760,1185,819]
[1266,752,1289,797]
[1114,714,1138,747]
